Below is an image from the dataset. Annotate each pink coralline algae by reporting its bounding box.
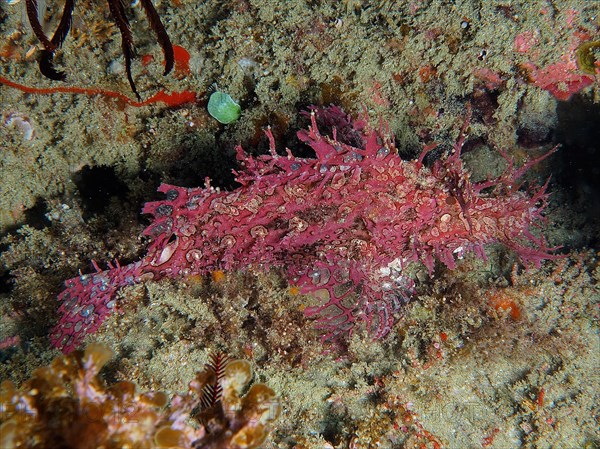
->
[515,30,597,101]
[51,106,558,352]
[521,61,594,101]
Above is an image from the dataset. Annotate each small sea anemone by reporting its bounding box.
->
[2,112,35,141]
[576,40,600,75]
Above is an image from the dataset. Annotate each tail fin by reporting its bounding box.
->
[50,261,144,353]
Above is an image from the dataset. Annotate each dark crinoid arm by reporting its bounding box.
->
[25,0,174,99]
[26,0,75,80]
[139,0,174,76]
[107,0,175,100]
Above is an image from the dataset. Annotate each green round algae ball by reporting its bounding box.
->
[207,91,241,124]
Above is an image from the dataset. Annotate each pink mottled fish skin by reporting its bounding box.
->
[51,106,557,352]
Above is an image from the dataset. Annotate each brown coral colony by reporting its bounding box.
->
[25,0,174,99]
[0,344,280,449]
